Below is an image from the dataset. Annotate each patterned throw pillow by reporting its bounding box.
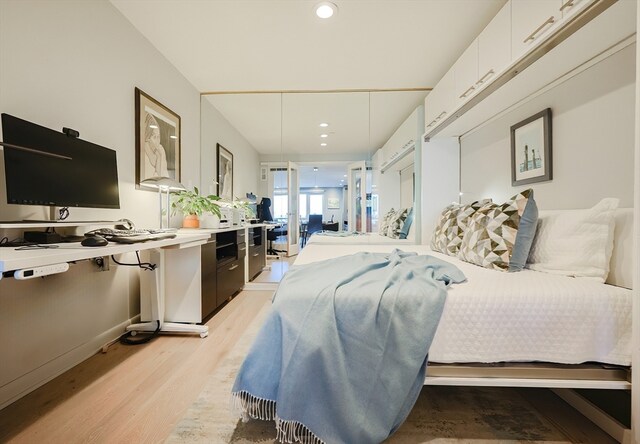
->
[378,208,395,236]
[430,201,488,256]
[458,189,538,272]
[386,208,409,239]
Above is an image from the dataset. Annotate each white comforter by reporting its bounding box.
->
[294,244,632,366]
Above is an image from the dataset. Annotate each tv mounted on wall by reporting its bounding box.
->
[1,113,120,209]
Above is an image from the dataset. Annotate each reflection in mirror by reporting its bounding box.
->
[201,90,427,283]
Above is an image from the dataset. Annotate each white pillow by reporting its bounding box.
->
[526,198,619,282]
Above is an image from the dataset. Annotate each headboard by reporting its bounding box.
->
[607,208,633,289]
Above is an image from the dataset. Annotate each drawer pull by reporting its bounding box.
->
[436,111,447,120]
[459,85,475,99]
[239,247,246,251]
[524,16,555,43]
[252,253,260,257]
[476,69,495,85]
[228,264,239,271]
[559,0,574,11]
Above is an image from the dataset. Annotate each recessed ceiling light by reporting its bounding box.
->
[320,143,327,147]
[315,2,337,19]
[320,134,328,138]
[319,122,329,127]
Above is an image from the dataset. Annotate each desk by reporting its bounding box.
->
[0,232,211,337]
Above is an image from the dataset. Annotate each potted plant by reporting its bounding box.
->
[171,186,221,228]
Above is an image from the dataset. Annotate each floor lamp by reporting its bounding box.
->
[140,176,186,229]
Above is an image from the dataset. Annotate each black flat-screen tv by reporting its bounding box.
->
[1,113,120,209]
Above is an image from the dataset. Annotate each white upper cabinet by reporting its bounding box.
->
[511,0,562,60]
[477,1,511,92]
[454,38,479,105]
[424,65,455,131]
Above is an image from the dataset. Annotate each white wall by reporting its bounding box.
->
[400,165,414,209]
[372,149,400,229]
[460,44,636,210]
[200,99,260,198]
[0,0,201,408]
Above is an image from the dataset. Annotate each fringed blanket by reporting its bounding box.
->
[231,249,465,444]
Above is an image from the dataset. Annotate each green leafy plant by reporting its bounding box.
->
[171,186,222,218]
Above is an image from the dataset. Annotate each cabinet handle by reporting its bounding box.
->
[252,253,260,257]
[559,0,574,11]
[524,16,555,43]
[459,85,475,99]
[239,247,246,251]
[436,111,447,120]
[475,69,495,86]
[228,264,239,271]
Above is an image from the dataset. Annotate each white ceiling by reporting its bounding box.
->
[111,0,506,155]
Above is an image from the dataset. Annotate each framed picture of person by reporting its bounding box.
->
[217,143,233,200]
[135,87,181,189]
[510,108,552,186]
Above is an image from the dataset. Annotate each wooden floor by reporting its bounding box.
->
[0,290,617,443]
[0,290,274,443]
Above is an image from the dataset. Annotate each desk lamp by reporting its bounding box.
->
[141,176,186,229]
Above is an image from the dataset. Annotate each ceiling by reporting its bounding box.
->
[111,0,506,156]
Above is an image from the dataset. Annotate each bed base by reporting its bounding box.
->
[424,362,632,443]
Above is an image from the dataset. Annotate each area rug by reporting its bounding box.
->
[167,304,569,443]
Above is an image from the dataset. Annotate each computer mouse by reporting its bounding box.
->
[81,235,108,247]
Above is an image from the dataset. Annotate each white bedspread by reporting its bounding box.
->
[294,244,632,366]
[306,232,413,245]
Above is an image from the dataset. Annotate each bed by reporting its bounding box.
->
[236,204,634,442]
[305,231,414,245]
[296,207,633,378]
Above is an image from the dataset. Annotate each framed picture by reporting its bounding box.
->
[135,87,181,188]
[217,143,233,200]
[327,197,340,209]
[510,108,552,186]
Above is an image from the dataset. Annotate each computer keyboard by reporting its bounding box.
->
[107,232,177,244]
[85,228,177,244]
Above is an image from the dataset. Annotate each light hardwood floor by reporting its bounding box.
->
[0,290,274,443]
[0,290,617,443]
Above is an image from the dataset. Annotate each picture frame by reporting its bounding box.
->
[217,143,233,200]
[327,197,340,209]
[135,87,181,188]
[510,108,552,186]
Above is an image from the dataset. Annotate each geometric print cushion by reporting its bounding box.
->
[458,189,538,272]
[378,208,395,236]
[386,208,409,239]
[430,201,489,256]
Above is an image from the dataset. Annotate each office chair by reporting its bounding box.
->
[260,197,287,255]
[303,214,323,247]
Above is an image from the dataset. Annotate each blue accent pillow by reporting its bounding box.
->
[398,207,414,239]
[509,190,539,271]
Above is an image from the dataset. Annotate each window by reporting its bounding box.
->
[309,194,323,215]
[273,194,288,220]
[299,194,308,219]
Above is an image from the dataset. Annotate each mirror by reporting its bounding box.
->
[200,90,427,283]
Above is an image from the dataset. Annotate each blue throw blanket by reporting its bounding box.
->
[232,250,465,443]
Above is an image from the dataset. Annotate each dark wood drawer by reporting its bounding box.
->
[248,243,265,281]
[216,258,244,306]
[237,241,247,260]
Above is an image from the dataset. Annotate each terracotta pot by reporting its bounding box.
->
[182,214,200,228]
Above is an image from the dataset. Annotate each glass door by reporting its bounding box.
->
[348,161,367,232]
[287,161,300,256]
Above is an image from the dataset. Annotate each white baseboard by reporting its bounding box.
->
[0,316,138,410]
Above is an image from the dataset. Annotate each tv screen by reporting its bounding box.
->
[1,114,120,209]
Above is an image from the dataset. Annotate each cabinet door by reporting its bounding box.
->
[425,65,455,132]
[560,0,590,20]
[477,1,511,91]
[454,38,479,105]
[511,0,562,60]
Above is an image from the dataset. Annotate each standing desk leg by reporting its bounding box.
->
[126,248,209,338]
